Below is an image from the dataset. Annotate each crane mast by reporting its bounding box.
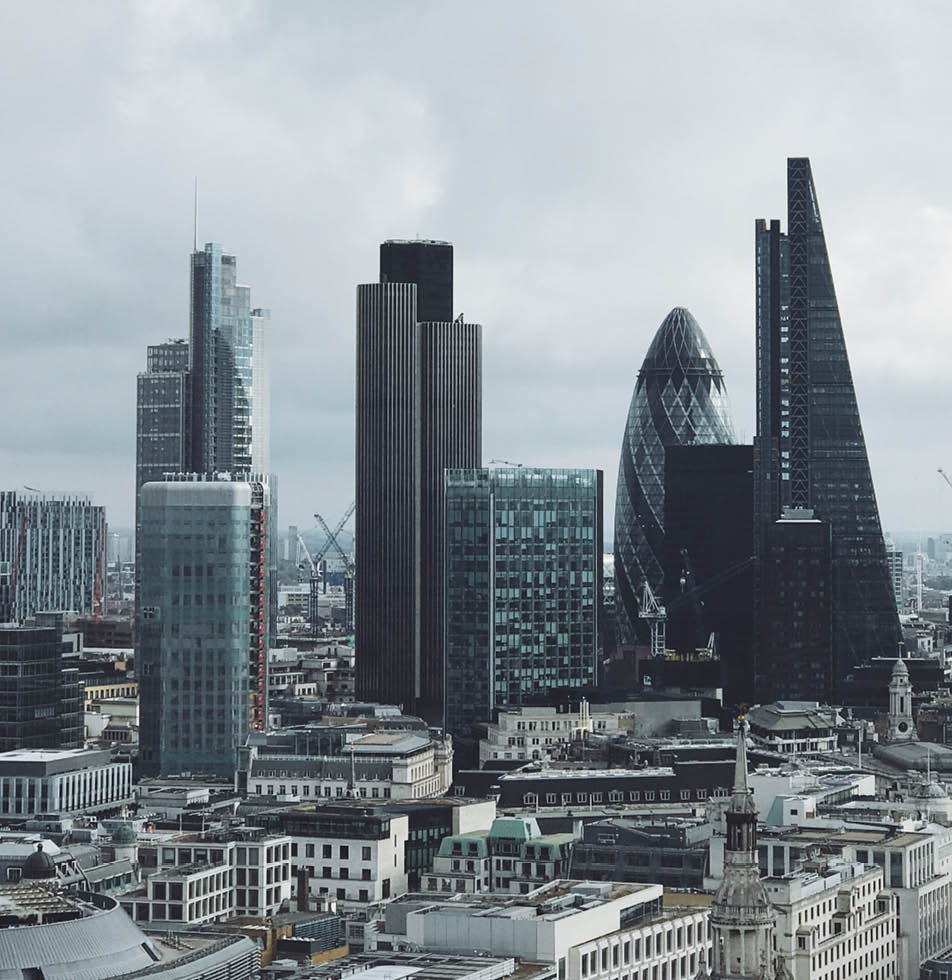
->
[639,581,667,659]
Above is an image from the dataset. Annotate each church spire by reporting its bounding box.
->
[733,720,750,794]
[707,716,776,979]
[730,717,757,816]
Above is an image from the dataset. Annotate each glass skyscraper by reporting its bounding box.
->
[189,243,267,475]
[613,307,735,646]
[0,620,82,752]
[138,476,272,777]
[754,159,900,694]
[135,338,190,583]
[444,467,603,740]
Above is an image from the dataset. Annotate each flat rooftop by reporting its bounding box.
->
[298,951,533,980]
[410,880,651,917]
[0,883,80,923]
[500,767,675,781]
[0,748,101,763]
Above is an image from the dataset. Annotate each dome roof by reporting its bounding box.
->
[112,822,137,845]
[892,658,909,678]
[639,308,729,389]
[22,842,57,880]
[910,779,949,800]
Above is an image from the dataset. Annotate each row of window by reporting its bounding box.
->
[580,920,707,977]
[292,843,373,861]
[256,783,392,799]
[521,788,716,805]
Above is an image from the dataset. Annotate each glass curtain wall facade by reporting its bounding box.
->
[754,159,900,692]
[0,623,82,752]
[190,244,266,476]
[250,309,271,475]
[444,467,603,740]
[136,339,190,494]
[135,339,190,599]
[662,445,754,705]
[138,477,271,777]
[380,240,453,323]
[614,307,735,646]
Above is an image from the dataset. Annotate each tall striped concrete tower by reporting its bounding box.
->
[355,241,481,721]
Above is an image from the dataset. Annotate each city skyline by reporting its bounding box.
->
[3,5,952,537]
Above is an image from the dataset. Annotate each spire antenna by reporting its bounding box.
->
[193,177,198,252]
[733,716,750,796]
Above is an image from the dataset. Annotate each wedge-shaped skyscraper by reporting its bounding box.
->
[754,158,899,698]
[614,307,735,645]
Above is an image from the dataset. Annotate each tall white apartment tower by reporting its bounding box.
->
[885,541,904,613]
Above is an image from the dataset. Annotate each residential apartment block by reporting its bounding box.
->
[0,491,105,623]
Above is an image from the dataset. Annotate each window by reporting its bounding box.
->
[339,845,349,859]
[362,846,371,861]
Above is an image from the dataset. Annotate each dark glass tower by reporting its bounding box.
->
[380,240,453,323]
[754,159,900,693]
[0,623,82,752]
[614,308,735,647]
[662,445,754,706]
[444,467,603,743]
[355,242,481,719]
[135,339,190,596]
[759,511,834,702]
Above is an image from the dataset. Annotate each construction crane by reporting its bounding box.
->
[640,554,754,659]
[314,503,355,574]
[307,503,355,632]
[677,548,706,653]
[939,467,952,492]
[639,581,666,658]
[489,458,524,468]
[297,531,317,576]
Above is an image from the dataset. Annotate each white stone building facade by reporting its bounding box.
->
[764,861,898,980]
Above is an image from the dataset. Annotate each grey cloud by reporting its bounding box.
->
[1,0,950,537]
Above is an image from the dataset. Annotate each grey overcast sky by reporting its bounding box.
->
[2,1,950,540]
